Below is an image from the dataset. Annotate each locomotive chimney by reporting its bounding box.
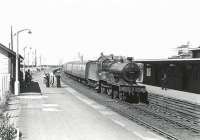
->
[127,57,133,62]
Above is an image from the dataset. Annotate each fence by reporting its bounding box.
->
[0,74,10,104]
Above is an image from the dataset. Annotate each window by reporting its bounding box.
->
[192,67,200,81]
[146,67,151,77]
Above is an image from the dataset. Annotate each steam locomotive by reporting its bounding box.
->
[63,54,148,103]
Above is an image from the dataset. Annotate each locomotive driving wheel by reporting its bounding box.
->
[119,91,125,101]
[113,90,119,99]
[132,92,139,103]
[119,91,127,101]
[101,87,106,94]
[107,88,112,96]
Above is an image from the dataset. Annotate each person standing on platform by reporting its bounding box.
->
[161,73,167,90]
[19,70,24,91]
[53,72,57,87]
[25,69,32,88]
[45,73,50,87]
[42,72,46,84]
[50,72,54,87]
[55,73,61,88]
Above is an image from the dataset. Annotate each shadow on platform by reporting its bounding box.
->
[21,81,41,93]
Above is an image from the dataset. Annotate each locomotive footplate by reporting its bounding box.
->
[101,84,111,89]
[99,82,148,103]
[119,85,148,103]
[119,85,146,94]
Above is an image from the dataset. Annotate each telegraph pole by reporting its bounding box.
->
[35,49,37,67]
[23,47,27,80]
[28,47,32,68]
[10,26,13,50]
[40,55,42,70]
[14,29,31,95]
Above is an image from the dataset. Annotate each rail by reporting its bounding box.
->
[110,107,179,140]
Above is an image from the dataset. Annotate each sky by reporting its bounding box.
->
[1,0,200,65]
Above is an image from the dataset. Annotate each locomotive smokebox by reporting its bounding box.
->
[122,62,140,83]
[109,62,140,84]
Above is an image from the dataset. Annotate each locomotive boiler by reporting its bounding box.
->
[63,54,148,104]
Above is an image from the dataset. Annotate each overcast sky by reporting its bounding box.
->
[1,0,200,65]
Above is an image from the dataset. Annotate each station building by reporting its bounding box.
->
[136,47,200,94]
[0,43,22,103]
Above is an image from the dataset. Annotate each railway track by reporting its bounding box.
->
[132,104,200,133]
[61,73,200,140]
[149,94,200,118]
[107,104,179,140]
[112,93,200,133]
[148,94,200,130]
[105,100,200,140]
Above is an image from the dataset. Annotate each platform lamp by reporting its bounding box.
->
[28,47,32,69]
[23,46,27,80]
[14,29,32,95]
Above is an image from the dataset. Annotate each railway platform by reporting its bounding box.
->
[140,84,200,105]
[11,71,167,140]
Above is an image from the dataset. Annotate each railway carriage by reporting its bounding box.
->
[63,54,148,104]
[63,61,87,81]
[85,61,99,87]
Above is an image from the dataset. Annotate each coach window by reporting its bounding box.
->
[146,67,151,77]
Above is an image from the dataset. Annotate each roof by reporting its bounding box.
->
[0,43,24,59]
[64,61,87,65]
[0,43,15,55]
[135,58,200,64]
[189,48,200,51]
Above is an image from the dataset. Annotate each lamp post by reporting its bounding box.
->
[28,47,32,68]
[40,54,42,70]
[14,29,31,95]
[23,46,27,80]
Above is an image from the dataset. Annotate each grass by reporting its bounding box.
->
[0,92,18,140]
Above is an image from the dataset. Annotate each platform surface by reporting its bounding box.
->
[140,83,200,105]
[14,72,167,140]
